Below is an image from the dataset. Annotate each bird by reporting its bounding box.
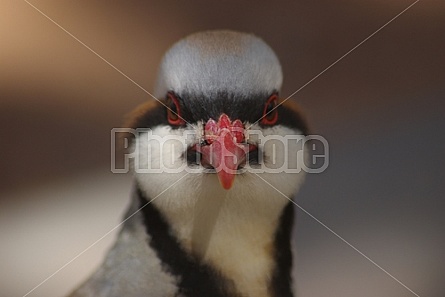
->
[69,30,308,297]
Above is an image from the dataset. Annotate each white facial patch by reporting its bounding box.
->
[132,123,306,297]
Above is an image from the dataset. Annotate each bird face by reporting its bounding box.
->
[72,31,309,297]
[164,91,283,190]
[128,31,308,211]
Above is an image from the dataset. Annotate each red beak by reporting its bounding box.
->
[195,114,254,190]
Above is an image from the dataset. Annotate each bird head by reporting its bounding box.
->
[127,30,307,207]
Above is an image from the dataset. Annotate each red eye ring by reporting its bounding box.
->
[261,94,279,125]
[166,92,185,126]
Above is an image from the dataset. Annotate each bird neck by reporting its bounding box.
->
[137,180,295,297]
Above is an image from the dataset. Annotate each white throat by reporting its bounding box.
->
[139,173,290,297]
[134,124,306,296]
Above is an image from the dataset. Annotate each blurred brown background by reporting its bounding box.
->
[1,0,444,296]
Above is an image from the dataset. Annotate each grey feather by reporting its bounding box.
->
[155,30,282,98]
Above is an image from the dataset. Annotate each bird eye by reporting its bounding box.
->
[166,92,185,126]
[261,94,278,125]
